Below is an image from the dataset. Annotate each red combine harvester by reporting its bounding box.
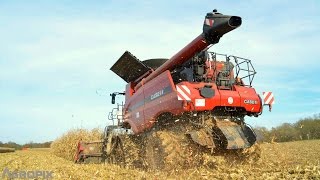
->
[75,10,274,169]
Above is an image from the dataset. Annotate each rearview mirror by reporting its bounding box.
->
[111,93,116,104]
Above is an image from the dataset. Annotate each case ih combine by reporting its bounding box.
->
[75,10,273,169]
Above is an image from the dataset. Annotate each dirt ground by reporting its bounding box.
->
[1,140,320,180]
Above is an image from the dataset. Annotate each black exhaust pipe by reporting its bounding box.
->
[203,10,242,44]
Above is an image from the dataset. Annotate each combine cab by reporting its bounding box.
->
[75,9,273,169]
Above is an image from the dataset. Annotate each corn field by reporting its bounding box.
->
[1,139,319,179]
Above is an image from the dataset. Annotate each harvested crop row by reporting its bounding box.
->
[0,147,15,153]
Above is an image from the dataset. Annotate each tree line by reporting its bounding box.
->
[0,141,52,150]
[254,114,320,143]
[1,114,319,148]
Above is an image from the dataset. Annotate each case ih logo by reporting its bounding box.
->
[176,85,191,101]
[244,99,258,105]
[263,92,274,105]
[150,89,164,100]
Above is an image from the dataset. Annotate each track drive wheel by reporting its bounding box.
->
[144,131,165,170]
[122,135,143,168]
[225,143,261,164]
[106,136,125,166]
[144,130,203,170]
[241,143,261,162]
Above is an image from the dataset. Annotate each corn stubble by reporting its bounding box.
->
[1,129,319,179]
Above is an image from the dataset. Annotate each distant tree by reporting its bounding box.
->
[22,141,52,148]
[294,116,320,140]
[270,123,299,142]
[253,126,271,142]
[2,141,22,150]
[0,141,52,149]
[253,114,320,143]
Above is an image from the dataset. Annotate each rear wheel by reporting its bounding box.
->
[240,143,261,162]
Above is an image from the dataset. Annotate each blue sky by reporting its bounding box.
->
[1,1,319,144]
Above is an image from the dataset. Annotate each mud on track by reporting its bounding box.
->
[1,140,320,179]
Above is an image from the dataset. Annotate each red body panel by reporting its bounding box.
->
[142,71,183,129]
[176,82,261,113]
[124,71,184,134]
[124,71,262,134]
[234,85,262,112]
[219,90,241,107]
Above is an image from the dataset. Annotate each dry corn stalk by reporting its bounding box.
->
[51,128,102,161]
